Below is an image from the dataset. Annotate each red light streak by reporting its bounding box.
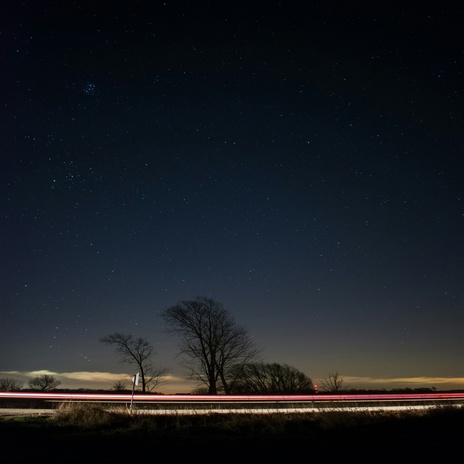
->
[1,392,464,402]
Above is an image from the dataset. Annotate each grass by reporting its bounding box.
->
[1,404,463,462]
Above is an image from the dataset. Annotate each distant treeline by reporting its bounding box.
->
[13,387,464,394]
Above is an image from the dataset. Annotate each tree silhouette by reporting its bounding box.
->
[229,362,314,394]
[319,372,347,392]
[28,374,61,391]
[161,296,261,394]
[0,378,23,391]
[100,333,167,393]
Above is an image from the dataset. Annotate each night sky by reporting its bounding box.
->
[2,1,463,393]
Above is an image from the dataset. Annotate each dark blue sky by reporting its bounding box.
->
[2,1,463,392]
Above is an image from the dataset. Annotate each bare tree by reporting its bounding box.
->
[160,296,261,394]
[0,378,23,391]
[28,374,61,391]
[100,333,167,393]
[229,362,314,394]
[319,372,347,392]
[111,379,129,392]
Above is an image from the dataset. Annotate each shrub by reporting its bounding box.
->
[53,402,130,429]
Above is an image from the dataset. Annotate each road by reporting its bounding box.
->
[1,391,463,415]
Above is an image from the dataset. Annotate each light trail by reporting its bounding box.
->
[1,391,464,402]
[120,404,458,414]
[1,392,463,415]
[1,405,453,416]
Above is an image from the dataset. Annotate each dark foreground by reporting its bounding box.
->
[1,407,463,462]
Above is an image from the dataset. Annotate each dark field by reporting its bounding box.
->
[1,405,463,462]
